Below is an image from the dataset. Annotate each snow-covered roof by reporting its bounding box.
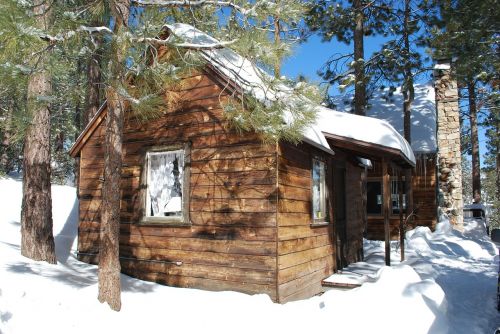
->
[165,23,331,152]
[165,23,415,164]
[315,106,415,164]
[329,84,436,153]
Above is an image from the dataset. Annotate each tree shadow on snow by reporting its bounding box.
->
[54,198,79,264]
[6,261,98,288]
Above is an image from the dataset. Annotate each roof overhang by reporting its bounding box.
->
[323,132,415,168]
[69,102,107,158]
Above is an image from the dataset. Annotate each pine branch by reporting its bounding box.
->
[130,0,259,16]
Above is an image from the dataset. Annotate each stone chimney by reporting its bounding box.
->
[434,59,463,227]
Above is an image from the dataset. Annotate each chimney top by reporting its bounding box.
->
[434,58,451,70]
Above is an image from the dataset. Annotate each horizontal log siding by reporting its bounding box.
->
[365,154,437,240]
[77,73,279,301]
[276,142,335,303]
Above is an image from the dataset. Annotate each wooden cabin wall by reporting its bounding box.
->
[343,163,364,263]
[276,142,335,303]
[411,154,438,230]
[77,72,280,300]
[365,154,437,240]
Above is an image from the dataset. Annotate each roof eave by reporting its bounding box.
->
[69,102,108,158]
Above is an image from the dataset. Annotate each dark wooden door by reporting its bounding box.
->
[334,162,347,269]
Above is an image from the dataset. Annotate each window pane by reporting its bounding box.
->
[367,181,382,214]
[312,159,327,220]
[391,180,406,214]
[147,150,184,217]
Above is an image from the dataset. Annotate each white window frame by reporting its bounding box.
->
[311,157,328,224]
[142,144,190,225]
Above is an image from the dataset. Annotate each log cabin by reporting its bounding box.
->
[329,84,439,240]
[70,23,415,302]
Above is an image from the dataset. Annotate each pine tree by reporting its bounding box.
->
[306,0,392,115]
[20,0,57,263]
[429,0,499,204]
[68,0,320,311]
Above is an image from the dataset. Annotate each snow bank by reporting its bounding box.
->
[406,219,497,260]
[1,177,499,334]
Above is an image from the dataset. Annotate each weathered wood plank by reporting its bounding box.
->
[278,199,310,214]
[278,234,331,255]
[277,213,311,227]
[278,225,329,241]
[120,260,275,285]
[278,171,310,189]
[79,223,277,242]
[190,184,277,200]
[278,255,334,285]
[278,245,334,270]
[79,234,276,256]
[124,270,276,298]
[191,144,274,161]
[190,171,276,187]
[119,245,275,271]
[278,267,328,300]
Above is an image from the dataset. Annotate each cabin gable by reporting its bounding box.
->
[77,70,281,300]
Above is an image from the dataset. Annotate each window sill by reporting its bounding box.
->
[310,221,329,227]
[140,217,191,227]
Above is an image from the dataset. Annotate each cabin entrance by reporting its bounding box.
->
[334,161,347,270]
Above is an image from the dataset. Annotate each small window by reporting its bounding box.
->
[312,158,327,222]
[144,148,188,223]
[391,180,406,215]
[367,181,382,215]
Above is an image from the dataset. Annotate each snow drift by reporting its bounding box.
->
[0,176,498,333]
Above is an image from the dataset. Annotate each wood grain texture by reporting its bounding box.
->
[77,71,280,300]
[276,142,336,302]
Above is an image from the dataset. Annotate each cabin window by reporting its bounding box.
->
[367,179,407,215]
[391,180,406,215]
[312,158,328,222]
[144,147,189,224]
[367,181,382,215]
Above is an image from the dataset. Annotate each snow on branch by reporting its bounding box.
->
[131,0,259,16]
[136,36,237,49]
[39,25,113,43]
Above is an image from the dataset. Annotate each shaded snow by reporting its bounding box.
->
[1,177,499,333]
[329,84,436,153]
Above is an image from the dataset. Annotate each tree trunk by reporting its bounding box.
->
[98,87,124,312]
[353,0,366,116]
[98,0,130,311]
[20,0,56,264]
[84,29,102,125]
[402,0,414,143]
[467,79,481,203]
[495,111,499,218]
[273,16,281,78]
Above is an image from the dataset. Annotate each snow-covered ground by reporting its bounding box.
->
[0,176,498,333]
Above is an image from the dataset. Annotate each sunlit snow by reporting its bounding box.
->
[0,176,498,333]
